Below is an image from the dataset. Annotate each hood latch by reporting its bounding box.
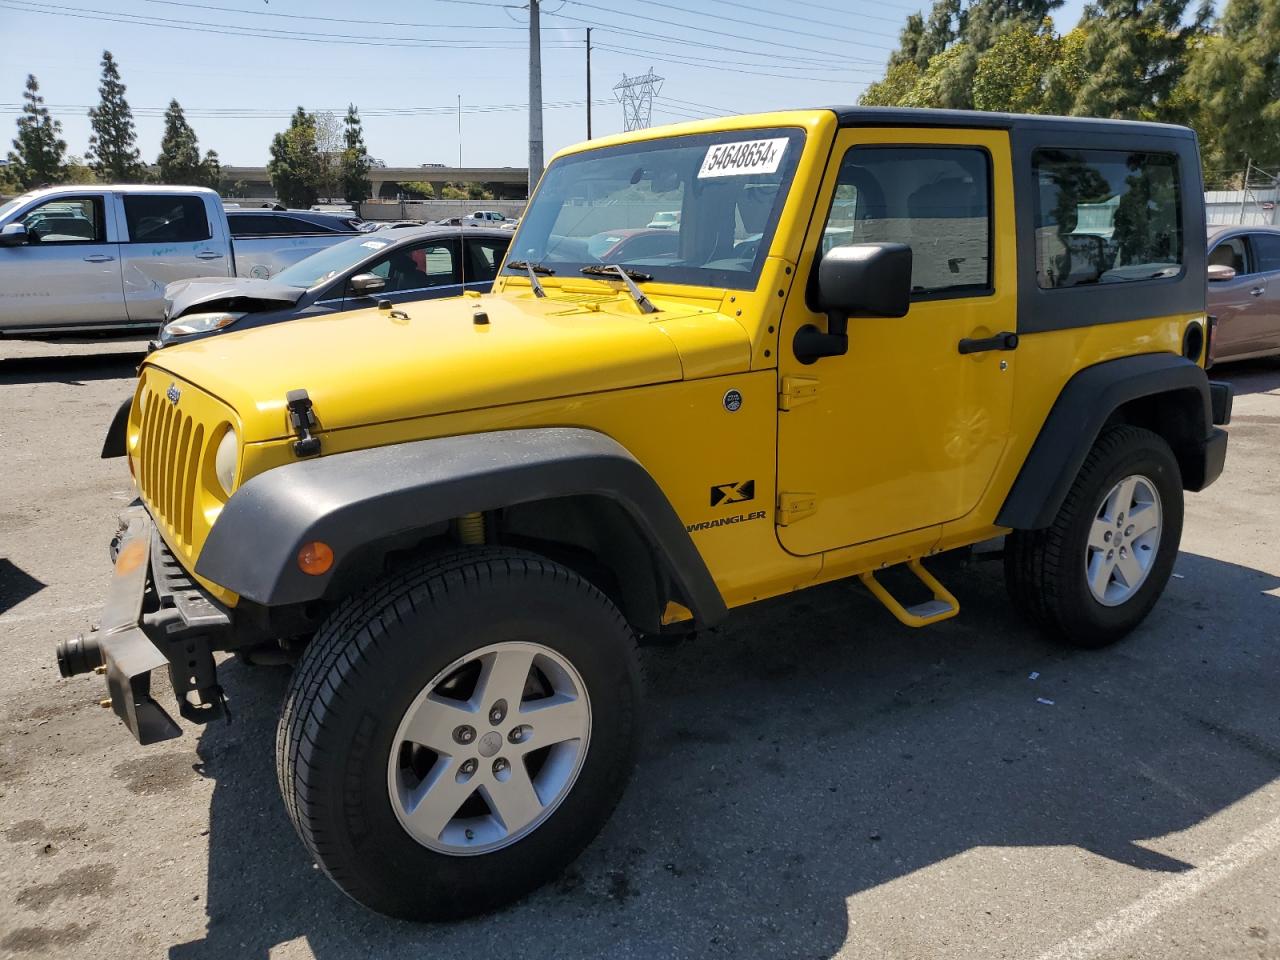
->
[286,389,321,458]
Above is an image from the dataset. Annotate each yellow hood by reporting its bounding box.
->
[145,288,751,441]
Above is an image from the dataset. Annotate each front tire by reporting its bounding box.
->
[1004,425,1183,648]
[275,548,640,920]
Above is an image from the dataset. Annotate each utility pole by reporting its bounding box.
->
[586,28,593,139]
[528,0,544,196]
[457,94,462,168]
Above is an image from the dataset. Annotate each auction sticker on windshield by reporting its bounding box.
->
[698,138,789,178]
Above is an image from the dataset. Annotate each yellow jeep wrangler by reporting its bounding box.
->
[67,107,1232,919]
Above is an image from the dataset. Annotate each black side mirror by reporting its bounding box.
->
[0,223,29,247]
[793,242,912,364]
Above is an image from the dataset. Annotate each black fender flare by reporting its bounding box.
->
[996,353,1216,530]
[195,427,728,626]
[102,396,131,458]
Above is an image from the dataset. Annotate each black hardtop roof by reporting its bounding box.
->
[826,106,1196,140]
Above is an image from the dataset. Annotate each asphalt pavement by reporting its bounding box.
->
[1,338,1278,960]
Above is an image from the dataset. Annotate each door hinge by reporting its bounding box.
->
[778,376,819,411]
[777,491,817,525]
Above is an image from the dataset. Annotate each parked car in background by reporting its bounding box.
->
[646,210,681,229]
[158,225,510,346]
[361,219,428,231]
[1207,224,1280,364]
[465,209,513,226]
[585,226,680,261]
[0,186,363,335]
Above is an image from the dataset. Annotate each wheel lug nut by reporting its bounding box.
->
[456,758,478,782]
[453,725,476,745]
[488,699,507,725]
[492,757,510,779]
[1107,549,1114,560]
[1124,524,1134,537]
[1104,531,1112,542]
[508,725,530,744]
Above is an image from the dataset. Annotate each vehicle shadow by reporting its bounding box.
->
[1213,357,1280,397]
[169,550,1280,960]
[0,353,141,386]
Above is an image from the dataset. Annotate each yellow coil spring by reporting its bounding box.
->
[457,512,485,545]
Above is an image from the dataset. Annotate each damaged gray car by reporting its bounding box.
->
[158,225,510,346]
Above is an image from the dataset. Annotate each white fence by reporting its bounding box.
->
[358,199,527,222]
[1205,188,1279,226]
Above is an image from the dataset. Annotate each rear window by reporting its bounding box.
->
[1033,149,1182,288]
[122,194,211,243]
[1252,234,1280,273]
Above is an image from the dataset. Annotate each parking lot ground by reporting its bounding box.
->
[1,346,1278,960]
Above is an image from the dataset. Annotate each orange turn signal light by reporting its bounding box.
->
[297,541,334,576]
[114,538,147,576]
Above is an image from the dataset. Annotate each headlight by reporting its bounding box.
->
[161,311,246,341]
[214,428,238,495]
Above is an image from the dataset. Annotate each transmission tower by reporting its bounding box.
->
[613,68,663,132]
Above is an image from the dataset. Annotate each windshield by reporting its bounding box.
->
[273,234,395,288]
[507,128,805,290]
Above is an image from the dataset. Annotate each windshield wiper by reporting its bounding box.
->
[580,264,658,313]
[506,259,554,298]
[506,260,555,274]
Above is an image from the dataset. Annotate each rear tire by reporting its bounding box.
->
[275,547,641,920]
[1004,425,1183,648]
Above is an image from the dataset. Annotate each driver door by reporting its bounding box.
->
[775,128,1017,555]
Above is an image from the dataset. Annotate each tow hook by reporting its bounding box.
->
[56,633,104,678]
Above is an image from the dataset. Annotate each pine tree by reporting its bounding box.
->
[155,100,221,187]
[86,51,145,182]
[1182,0,1280,168]
[1071,0,1212,120]
[267,107,321,208]
[7,74,67,188]
[340,104,372,204]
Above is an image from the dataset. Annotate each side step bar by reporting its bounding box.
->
[859,558,959,628]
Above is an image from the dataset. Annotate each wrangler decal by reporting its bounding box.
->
[686,510,767,533]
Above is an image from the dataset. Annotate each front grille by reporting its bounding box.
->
[136,377,208,550]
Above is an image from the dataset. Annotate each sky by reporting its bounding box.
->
[0,0,1089,170]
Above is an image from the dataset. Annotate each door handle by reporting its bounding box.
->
[195,250,224,260]
[83,254,115,263]
[958,331,1018,355]
[1250,287,1264,297]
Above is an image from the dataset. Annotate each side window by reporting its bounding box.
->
[1033,149,1182,288]
[1208,237,1249,274]
[21,196,106,244]
[465,237,510,282]
[364,241,459,293]
[122,195,211,243]
[820,146,992,297]
[1251,234,1280,274]
[281,216,331,235]
[228,213,274,237]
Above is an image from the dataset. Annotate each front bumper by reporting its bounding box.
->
[58,506,231,745]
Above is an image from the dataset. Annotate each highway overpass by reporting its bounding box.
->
[219,165,529,200]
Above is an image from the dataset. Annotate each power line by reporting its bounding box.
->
[0,98,618,120]
[139,0,533,29]
[565,0,901,44]
[559,0,895,56]
[707,0,915,28]
[0,1,581,48]
[592,43,872,85]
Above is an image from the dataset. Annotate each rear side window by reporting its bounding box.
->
[365,240,459,293]
[228,214,329,237]
[820,146,992,297]
[122,195,211,243]
[1033,149,1182,288]
[1208,236,1249,274]
[1251,234,1280,273]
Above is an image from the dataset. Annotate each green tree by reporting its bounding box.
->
[86,51,145,182]
[155,100,221,187]
[340,103,372,203]
[1070,0,1211,120]
[267,107,321,208]
[7,74,66,188]
[972,20,1061,112]
[63,156,99,185]
[1181,0,1280,168]
[860,60,924,106]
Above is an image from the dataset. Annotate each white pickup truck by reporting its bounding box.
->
[0,185,361,335]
